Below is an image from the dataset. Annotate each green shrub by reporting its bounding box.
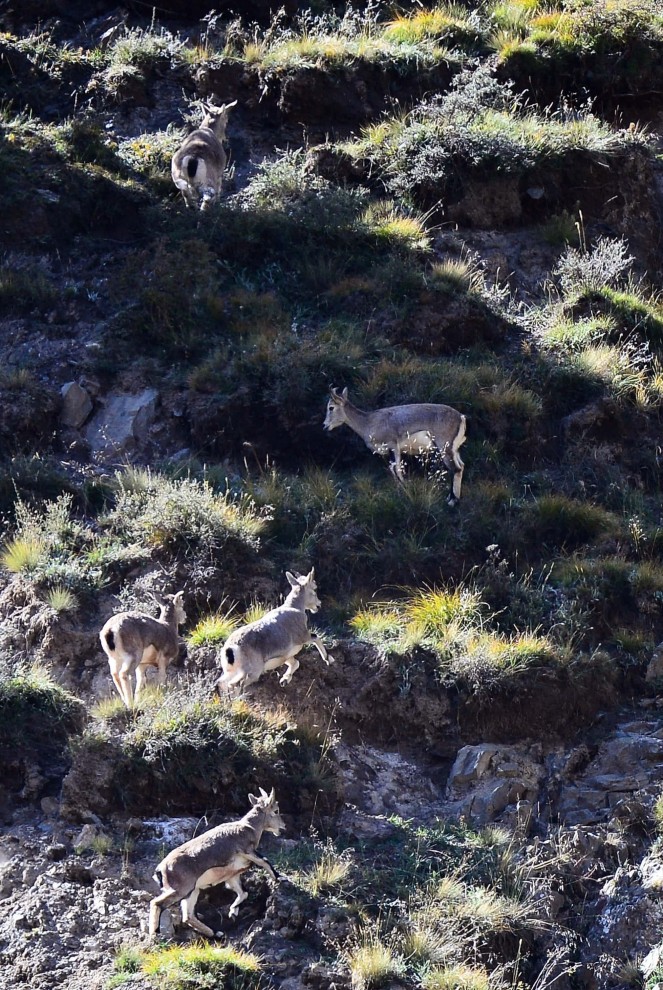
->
[106,470,267,557]
[342,63,633,204]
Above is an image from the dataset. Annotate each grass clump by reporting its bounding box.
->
[302,838,355,896]
[43,584,79,613]
[0,666,85,768]
[345,932,405,990]
[351,583,565,685]
[187,609,238,647]
[384,5,483,48]
[421,963,491,990]
[1,536,47,574]
[524,494,619,550]
[70,683,337,817]
[111,941,263,990]
[350,585,483,652]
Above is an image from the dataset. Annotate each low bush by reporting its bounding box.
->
[341,63,640,205]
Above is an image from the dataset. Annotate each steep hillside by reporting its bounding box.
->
[1,2,663,988]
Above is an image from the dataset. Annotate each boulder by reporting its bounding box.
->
[646,642,663,682]
[85,389,158,453]
[59,382,93,429]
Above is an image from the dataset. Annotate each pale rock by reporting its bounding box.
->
[85,389,158,453]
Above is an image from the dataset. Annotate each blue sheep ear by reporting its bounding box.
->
[342,387,349,400]
[285,571,298,588]
[248,793,259,806]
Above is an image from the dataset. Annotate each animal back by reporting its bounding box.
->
[230,609,308,658]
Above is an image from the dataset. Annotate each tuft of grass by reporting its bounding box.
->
[345,933,405,990]
[426,257,484,294]
[188,610,238,648]
[91,696,128,721]
[1,536,46,573]
[76,832,113,856]
[350,585,484,653]
[384,5,482,47]
[303,839,354,896]
[114,942,263,990]
[422,964,491,990]
[44,584,79,613]
[360,200,431,252]
[525,494,619,549]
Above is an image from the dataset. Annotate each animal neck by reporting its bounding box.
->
[159,603,178,630]
[284,584,306,610]
[207,119,226,139]
[342,399,372,439]
[243,804,267,840]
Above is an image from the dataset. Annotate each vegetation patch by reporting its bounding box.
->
[109,941,263,990]
[0,666,85,797]
[66,684,338,817]
[338,63,643,208]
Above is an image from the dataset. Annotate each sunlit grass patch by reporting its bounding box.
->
[422,964,491,990]
[360,200,431,252]
[43,583,79,613]
[91,695,128,721]
[114,941,263,990]
[452,630,564,685]
[302,839,354,896]
[1,536,46,573]
[402,925,456,966]
[406,587,484,638]
[383,5,483,47]
[188,610,238,647]
[426,257,484,294]
[344,932,405,990]
[350,585,484,653]
[540,314,617,350]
